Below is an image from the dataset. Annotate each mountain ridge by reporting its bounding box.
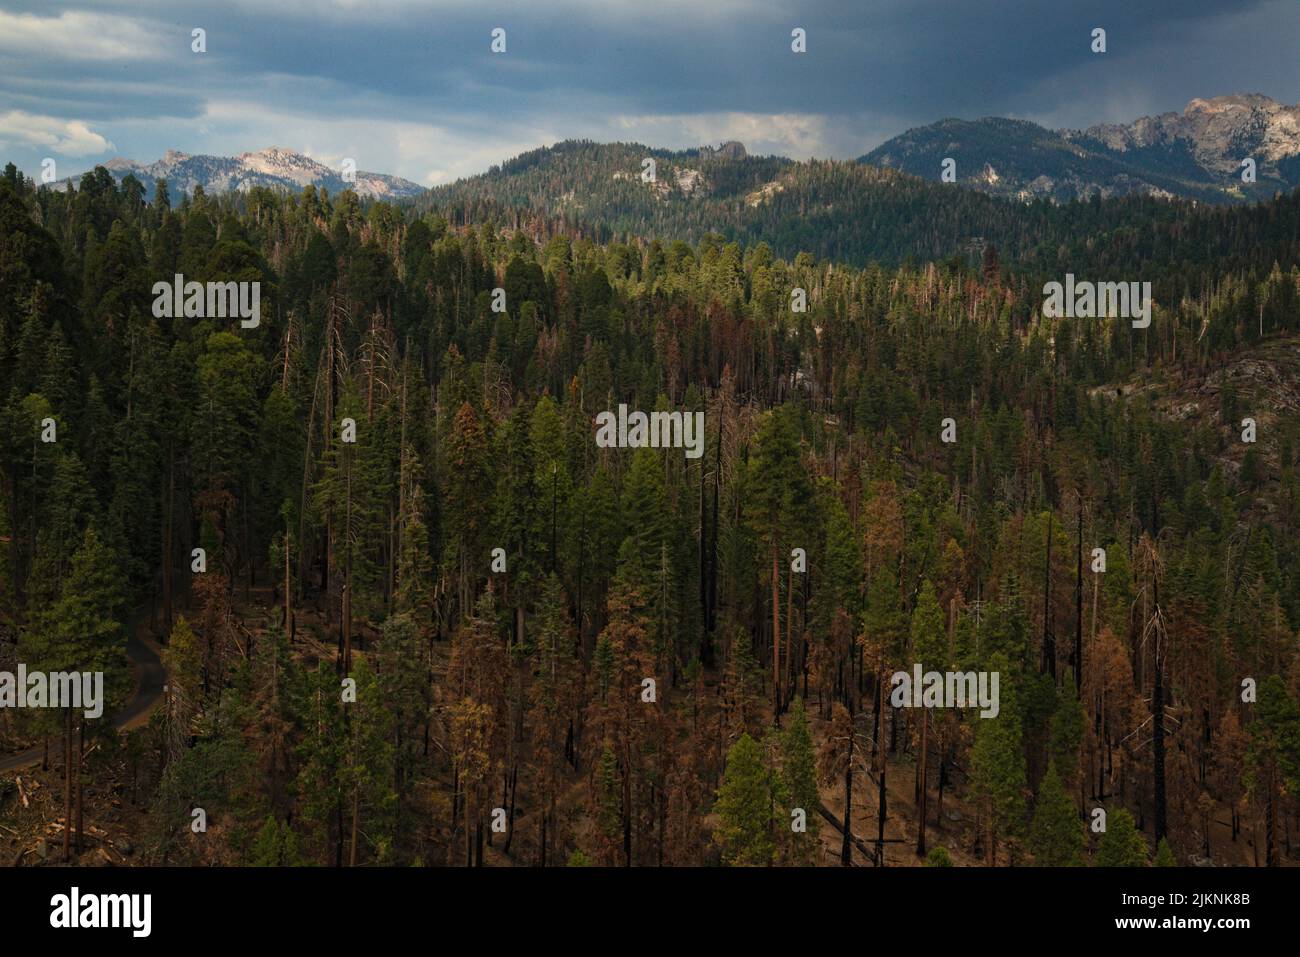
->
[68,146,425,200]
[862,93,1300,202]
[53,93,1300,211]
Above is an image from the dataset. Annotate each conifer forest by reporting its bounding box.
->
[2,7,1299,918]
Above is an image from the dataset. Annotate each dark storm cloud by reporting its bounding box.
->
[0,0,1295,182]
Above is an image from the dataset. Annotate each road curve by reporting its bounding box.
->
[0,617,166,773]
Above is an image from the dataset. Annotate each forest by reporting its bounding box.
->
[1,159,1299,868]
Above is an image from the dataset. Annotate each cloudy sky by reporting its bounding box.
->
[2,0,1297,186]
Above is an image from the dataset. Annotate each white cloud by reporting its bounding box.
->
[0,111,115,156]
[0,10,165,62]
[217,0,760,23]
[614,112,834,158]
[194,99,556,183]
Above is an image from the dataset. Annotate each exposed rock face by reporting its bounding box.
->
[70,147,425,199]
[1074,94,1300,177]
[712,141,748,160]
[673,167,706,194]
[863,94,1300,203]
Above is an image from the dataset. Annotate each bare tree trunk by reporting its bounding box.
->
[841,750,853,867]
[503,764,518,854]
[349,784,360,866]
[284,518,294,641]
[1150,545,1167,844]
[987,799,996,866]
[343,448,353,675]
[163,442,175,631]
[916,711,929,857]
[1075,499,1083,694]
[62,709,71,861]
[771,544,780,719]
[1043,512,1054,678]
[784,565,794,708]
[1266,764,1276,866]
[75,717,84,854]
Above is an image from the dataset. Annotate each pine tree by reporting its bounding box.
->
[375,611,425,831]
[1049,687,1085,786]
[621,446,675,663]
[714,732,774,866]
[744,404,814,717]
[344,656,397,864]
[442,401,491,621]
[971,653,1026,864]
[1153,837,1176,867]
[1029,759,1083,866]
[925,846,954,866]
[295,662,348,866]
[251,815,304,866]
[527,573,577,864]
[1096,808,1148,867]
[23,525,127,859]
[1244,675,1300,866]
[910,577,945,854]
[593,744,624,866]
[778,696,820,864]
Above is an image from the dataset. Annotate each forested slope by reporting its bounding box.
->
[1,162,1299,867]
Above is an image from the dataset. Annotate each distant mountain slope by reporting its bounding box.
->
[66,147,424,200]
[416,134,1300,282]
[424,139,792,221]
[417,138,1045,266]
[861,94,1300,202]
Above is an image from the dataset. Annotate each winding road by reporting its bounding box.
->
[0,614,166,773]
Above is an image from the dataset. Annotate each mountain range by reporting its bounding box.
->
[66,146,425,200]
[862,94,1300,202]
[50,95,1300,264]
[59,95,1300,212]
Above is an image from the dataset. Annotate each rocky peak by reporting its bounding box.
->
[1075,94,1300,173]
[66,147,424,199]
[701,141,747,160]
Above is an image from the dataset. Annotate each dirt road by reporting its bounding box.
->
[0,615,165,772]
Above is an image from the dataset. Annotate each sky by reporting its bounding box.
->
[1,0,1298,187]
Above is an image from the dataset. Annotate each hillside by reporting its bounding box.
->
[862,94,1300,203]
[417,135,1300,274]
[418,138,1092,267]
[3,161,1300,872]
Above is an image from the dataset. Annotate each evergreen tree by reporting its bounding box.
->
[1029,759,1084,866]
[1096,808,1148,866]
[744,404,814,716]
[778,696,820,865]
[971,654,1026,864]
[1153,837,1176,867]
[714,732,775,866]
[925,846,954,866]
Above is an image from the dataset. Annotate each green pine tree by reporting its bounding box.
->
[714,732,775,866]
[971,653,1027,864]
[1153,837,1176,867]
[1096,808,1149,867]
[1029,759,1084,866]
[778,697,820,865]
[925,846,954,867]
